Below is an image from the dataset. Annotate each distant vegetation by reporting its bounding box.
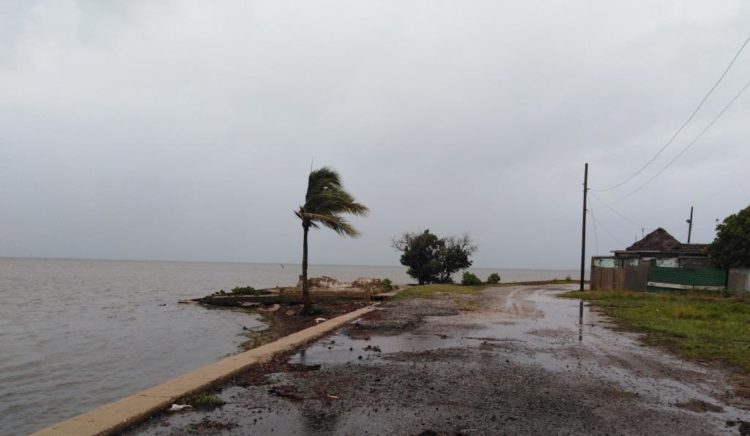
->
[487,273,501,284]
[461,272,482,285]
[392,230,477,285]
[230,286,262,295]
[381,278,393,291]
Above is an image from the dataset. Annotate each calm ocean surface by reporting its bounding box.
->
[0,258,577,435]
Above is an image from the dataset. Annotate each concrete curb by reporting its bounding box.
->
[31,305,377,436]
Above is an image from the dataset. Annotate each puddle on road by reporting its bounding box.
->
[289,287,750,426]
[290,288,585,368]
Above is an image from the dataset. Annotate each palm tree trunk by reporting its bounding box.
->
[302,223,310,311]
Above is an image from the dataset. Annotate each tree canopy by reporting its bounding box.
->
[392,230,476,284]
[706,204,750,268]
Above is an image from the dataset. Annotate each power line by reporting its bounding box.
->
[591,33,750,192]
[589,192,644,229]
[588,200,600,255]
[589,208,626,248]
[606,75,750,205]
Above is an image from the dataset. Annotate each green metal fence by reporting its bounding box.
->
[647,266,727,291]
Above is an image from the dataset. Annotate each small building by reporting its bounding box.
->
[591,228,721,291]
[611,227,710,268]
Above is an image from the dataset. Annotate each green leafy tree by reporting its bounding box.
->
[392,230,476,284]
[392,230,444,285]
[707,205,750,268]
[437,235,476,283]
[296,167,368,311]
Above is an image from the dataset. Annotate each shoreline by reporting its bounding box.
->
[31,305,377,436]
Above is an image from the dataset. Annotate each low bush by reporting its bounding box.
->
[461,272,482,286]
[382,278,393,291]
[231,286,262,295]
[487,273,501,284]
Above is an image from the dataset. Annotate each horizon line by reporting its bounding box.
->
[0,255,581,271]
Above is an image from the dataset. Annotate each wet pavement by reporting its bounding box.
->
[129,285,750,435]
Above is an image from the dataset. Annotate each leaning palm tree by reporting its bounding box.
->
[295,167,369,312]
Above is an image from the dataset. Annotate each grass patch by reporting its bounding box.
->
[186,392,226,409]
[560,290,750,372]
[393,283,492,301]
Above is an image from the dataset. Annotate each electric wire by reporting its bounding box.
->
[589,192,644,229]
[604,75,750,205]
[588,202,600,256]
[589,207,626,248]
[591,33,750,192]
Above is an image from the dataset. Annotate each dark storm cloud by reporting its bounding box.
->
[1,1,749,268]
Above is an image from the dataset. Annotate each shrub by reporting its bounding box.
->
[461,272,482,286]
[487,273,501,284]
[382,278,393,291]
[565,275,572,281]
[231,286,262,295]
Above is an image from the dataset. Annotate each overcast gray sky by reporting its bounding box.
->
[1,1,748,269]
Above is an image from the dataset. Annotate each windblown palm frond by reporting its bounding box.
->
[296,167,369,237]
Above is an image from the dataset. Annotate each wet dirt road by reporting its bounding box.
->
[129,285,750,435]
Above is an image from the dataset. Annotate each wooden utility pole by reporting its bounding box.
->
[687,206,694,243]
[580,163,588,292]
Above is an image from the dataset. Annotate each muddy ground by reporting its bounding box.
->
[128,285,750,435]
[235,300,372,350]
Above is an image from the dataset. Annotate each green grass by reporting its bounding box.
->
[186,392,226,409]
[560,290,750,372]
[393,283,492,301]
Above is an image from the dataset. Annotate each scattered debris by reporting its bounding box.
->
[268,385,304,401]
[168,404,191,412]
[188,418,238,431]
[315,317,327,323]
[258,303,280,312]
[363,345,382,353]
[675,399,724,413]
[726,420,750,436]
[287,363,321,372]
